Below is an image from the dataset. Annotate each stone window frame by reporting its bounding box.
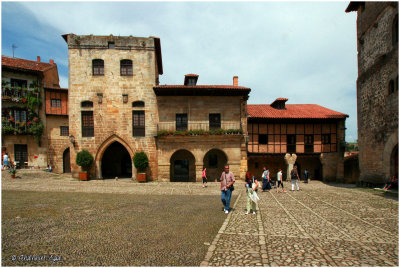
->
[393,15,398,48]
[388,75,399,95]
[132,101,145,108]
[132,110,145,137]
[81,101,94,108]
[92,59,104,76]
[81,111,94,137]
[60,126,69,136]
[120,59,133,76]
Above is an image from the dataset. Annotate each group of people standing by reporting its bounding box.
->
[213,164,310,215]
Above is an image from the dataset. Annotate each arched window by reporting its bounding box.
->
[81,101,93,108]
[132,101,145,107]
[120,59,133,76]
[92,59,104,76]
[393,15,398,47]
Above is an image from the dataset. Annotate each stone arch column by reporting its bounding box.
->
[284,153,297,181]
[383,132,399,180]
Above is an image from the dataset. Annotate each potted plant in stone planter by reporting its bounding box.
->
[8,165,17,178]
[76,150,93,181]
[133,152,149,182]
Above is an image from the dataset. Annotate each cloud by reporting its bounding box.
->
[2,1,358,141]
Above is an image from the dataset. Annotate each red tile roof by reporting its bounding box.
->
[154,85,250,90]
[2,56,56,72]
[248,104,348,119]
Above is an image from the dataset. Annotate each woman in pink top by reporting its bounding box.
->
[202,168,208,188]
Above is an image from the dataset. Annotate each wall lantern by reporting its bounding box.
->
[122,94,128,104]
[69,135,75,146]
[97,93,103,104]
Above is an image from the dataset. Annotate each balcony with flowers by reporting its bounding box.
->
[2,80,40,106]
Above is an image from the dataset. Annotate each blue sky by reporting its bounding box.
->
[2,1,358,142]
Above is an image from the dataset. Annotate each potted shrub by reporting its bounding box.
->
[8,165,17,178]
[133,152,149,182]
[76,150,93,181]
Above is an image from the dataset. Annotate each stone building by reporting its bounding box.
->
[1,55,65,169]
[346,2,398,184]
[247,98,348,182]
[154,74,250,182]
[61,34,163,179]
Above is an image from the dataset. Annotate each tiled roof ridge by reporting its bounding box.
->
[2,55,56,72]
[154,85,250,90]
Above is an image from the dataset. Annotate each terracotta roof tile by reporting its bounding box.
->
[2,56,55,72]
[154,85,250,90]
[248,104,348,119]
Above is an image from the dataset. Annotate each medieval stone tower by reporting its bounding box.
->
[346,2,398,184]
[62,34,162,179]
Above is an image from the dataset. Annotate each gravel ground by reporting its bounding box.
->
[1,170,235,266]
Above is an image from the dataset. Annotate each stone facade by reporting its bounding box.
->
[347,2,399,184]
[2,56,61,168]
[63,34,162,179]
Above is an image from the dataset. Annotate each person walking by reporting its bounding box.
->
[276,169,285,193]
[291,165,300,191]
[304,169,309,183]
[261,167,270,192]
[245,171,258,215]
[202,167,208,188]
[2,152,9,170]
[220,165,235,214]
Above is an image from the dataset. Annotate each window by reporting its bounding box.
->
[92,59,104,76]
[305,135,314,153]
[187,78,197,86]
[287,134,296,153]
[259,134,268,145]
[51,99,61,108]
[133,111,145,137]
[209,154,218,168]
[389,76,399,94]
[81,101,93,108]
[120,59,133,76]
[176,114,188,131]
[209,114,221,130]
[108,42,115,49]
[322,134,331,144]
[14,110,27,123]
[11,79,27,89]
[81,111,94,137]
[132,101,145,108]
[14,144,28,167]
[393,16,398,47]
[60,126,69,136]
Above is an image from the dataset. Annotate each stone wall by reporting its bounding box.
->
[46,115,70,173]
[356,3,399,184]
[65,35,160,179]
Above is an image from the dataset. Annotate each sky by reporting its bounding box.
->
[1,1,358,142]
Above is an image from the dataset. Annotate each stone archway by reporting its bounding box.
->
[203,149,228,182]
[95,135,134,179]
[101,141,132,179]
[170,149,196,182]
[63,147,71,173]
[383,132,399,180]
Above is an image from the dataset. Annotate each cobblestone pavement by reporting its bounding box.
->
[201,182,399,267]
[2,171,398,266]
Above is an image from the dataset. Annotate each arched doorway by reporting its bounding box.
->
[203,149,228,182]
[101,142,132,178]
[63,148,71,173]
[391,144,398,179]
[170,150,196,182]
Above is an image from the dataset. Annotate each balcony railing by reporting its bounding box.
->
[157,122,242,132]
[2,87,39,101]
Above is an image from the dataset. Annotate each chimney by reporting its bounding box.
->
[37,56,41,62]
[49,59,54,64]
[233,76,238,86]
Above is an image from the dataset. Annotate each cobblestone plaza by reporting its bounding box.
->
[2,172,398,266]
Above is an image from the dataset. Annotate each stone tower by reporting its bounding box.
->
[346,2,398,184]
[62,34,163,179]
